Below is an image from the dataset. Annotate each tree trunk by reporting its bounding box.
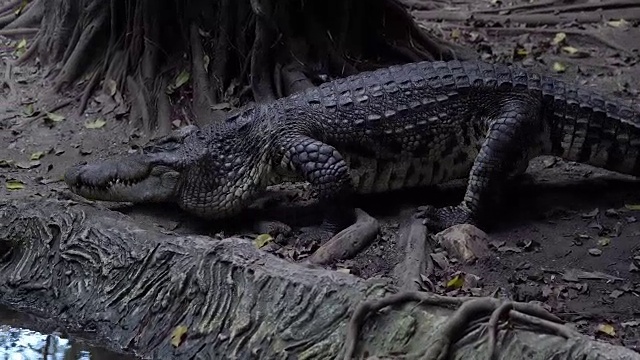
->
[5,0,474,135]
[0,198,638,359]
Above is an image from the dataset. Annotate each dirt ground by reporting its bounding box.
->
[1,0,640,355]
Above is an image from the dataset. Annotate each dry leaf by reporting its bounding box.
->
[46,112,65,122]
[85,118,106,129]
[607,19,629,28]
[624,204,640,211]
[597,323,616,337]
[105,79,118,96]
[597,237,611,246]
[30,151,45,160]
[552,32,566,45]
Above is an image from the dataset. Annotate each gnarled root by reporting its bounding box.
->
[5,0,472,134]
[307,208,380,265]
[392,216,434,291]
[343,291,581,360]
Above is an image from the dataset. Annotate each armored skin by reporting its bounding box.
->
[64,60,640,233]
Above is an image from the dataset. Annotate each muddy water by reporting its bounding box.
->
[0,305,138,360]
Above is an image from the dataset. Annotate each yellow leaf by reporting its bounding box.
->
[552,32,566,45]
[450,29,461,39]
[46,112,65,122]
[30,151,45,160]
[5,180,25,190]
[85,118,106,129]
[625,204,640,211]
[446,274,464,289]
[14,0,27,16]
[552,62,566,73]
[562,46,578,54]
[254,233,273,248]
[170,325,188,347]
[607,19,629,28]
[516,48,528,56]
[15,38,27,55]
[597,323,616,337]
[597,237,611,246]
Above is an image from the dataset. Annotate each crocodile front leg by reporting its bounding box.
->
[420,97,545,232]
[281,135,357,243]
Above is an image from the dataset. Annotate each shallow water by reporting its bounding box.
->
[0,305,137,360]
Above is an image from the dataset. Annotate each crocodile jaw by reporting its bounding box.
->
[64,156,181,203]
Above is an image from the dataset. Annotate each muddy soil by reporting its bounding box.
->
[1,0,640,354]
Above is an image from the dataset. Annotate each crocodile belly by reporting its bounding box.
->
[344,149,477,194]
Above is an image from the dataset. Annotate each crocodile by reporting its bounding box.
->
[64,59,640,236]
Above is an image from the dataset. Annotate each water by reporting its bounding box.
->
[0,305,138,360]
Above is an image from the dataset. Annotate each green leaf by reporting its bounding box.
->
[46,112,65,122]
[174,70,190,88]
[5,179,25,190]
[552,62,566,73]
[254,233,273,248]
[14,0,27,16]
[446,274,464,290]
[23,103,35,116]
[30,151,45,160]
[170,325,188,348]
[15,38,27,55]
[85,118,106,129]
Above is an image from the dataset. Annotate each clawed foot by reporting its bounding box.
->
[296,226,336,249]
[416,204,476,232]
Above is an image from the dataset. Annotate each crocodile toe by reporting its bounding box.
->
[416,204,476,232]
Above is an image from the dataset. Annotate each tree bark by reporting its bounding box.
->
[0,198,638,359]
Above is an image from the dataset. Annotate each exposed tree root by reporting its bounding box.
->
[0,27,37,36]
[392,216,434,291]
[13,32,39,66]
[0,0,21,16]
[77,68,103,115]
[307,208,380,265]
[343,291,579,360]
[1,0,471,134]
[5,0,41,29]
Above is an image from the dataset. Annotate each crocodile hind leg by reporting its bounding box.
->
[281,135,359,246]
[419,98,546,232]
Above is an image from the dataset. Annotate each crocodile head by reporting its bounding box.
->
[64,117,270,219]
[63,125,193,205]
